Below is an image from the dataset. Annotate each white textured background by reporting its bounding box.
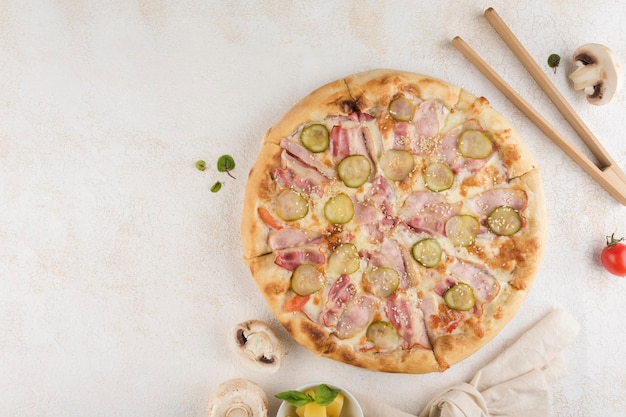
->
[1,1,626,416]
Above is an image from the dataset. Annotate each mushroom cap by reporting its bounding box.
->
[206,378,268,417]
[569,43,623,105]
[228,320,284,374]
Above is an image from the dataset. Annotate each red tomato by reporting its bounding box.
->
[601,234,626,277]
[284,295,310,312]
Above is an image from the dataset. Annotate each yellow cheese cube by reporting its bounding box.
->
[326,393,344,417]
[303,401,327,417]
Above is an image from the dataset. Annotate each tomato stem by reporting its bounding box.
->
[606,233,624,248]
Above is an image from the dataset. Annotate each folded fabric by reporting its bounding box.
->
[357,309,580,417]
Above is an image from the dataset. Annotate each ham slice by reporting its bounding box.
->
[450,261,500,303]
[400,191,461,235]
[386,292,431,349]
[441,122,493,173]
[414,100,447,142]
[335,295,377,339]
[468,188,528,217]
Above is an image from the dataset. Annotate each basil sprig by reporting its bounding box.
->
[275,384,341,407]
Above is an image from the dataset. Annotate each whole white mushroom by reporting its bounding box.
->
[206,378,268,417]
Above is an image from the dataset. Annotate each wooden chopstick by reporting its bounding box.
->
[451,8,626,206]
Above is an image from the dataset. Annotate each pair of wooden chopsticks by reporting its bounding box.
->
[453,7,626,206]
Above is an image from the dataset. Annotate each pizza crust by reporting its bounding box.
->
[241,142,283,259]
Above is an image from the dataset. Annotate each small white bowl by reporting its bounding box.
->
[275,382,364,417]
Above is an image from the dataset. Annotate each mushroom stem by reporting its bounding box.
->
[569,63,603,90]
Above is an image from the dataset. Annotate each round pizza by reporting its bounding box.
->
[241,69,546,373]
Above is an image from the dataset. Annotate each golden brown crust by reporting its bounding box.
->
[241,142,283,259]
[241,69,547,374]
[345,69,463,111]
[263,78,354,146]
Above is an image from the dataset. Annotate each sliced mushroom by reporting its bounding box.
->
[229,320,284,374]
[206,378,268,417]
[568,43,623,105]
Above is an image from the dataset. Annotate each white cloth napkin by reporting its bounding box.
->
[357,309,580,417]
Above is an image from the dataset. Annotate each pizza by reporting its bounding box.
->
[241,69,546,373]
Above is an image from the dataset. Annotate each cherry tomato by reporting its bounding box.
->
[600,234,626,277]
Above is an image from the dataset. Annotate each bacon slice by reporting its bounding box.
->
[268,228,322,251]
[329,123,376,177]
[280,138,336,179]
[275,246,326,271]
[330,125,352,162]
[386,292,431,349]
[272,152,328,197]
[322,275,355,327]
[400,191,461,235]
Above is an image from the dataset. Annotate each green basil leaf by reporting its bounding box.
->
[275,390,314,407]
[314,384,340,406]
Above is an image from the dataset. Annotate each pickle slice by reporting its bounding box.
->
[424,162,454,192]
[324,193,354,224]
[445,214,480,246]
[458,130,492,159]
[290,264,323,296]
[379,149,415,181]
[364,267,400,298]
[366,321,401,349]
[444,282,475,311]
[412,238,442,268]
[326,243,360,275]
[300,124,329,153]
[337,155,371,188]
[388,97,415,122]
[487,205,522,236]
[274,189,309,221]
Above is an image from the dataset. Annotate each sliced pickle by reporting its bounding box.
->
[388,97,415,122]
[337,155,371,188]
[424,162,454,192]
[444,282,475,311]
[458,130,492,159]
[300,124,329,153]
[274,189,309,221]
[412,238,442,268]
[364,267,400,298]
[327,243,360,275]
[379,149,415,181]
[290,264,323,296]
[366,321,401,349]
[445,215,480,247]
[487,205,522,236]
[324,193,354,225]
